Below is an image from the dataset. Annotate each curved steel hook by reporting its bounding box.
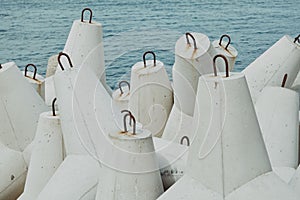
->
[143,51,156,68]
[25,64,37,80]
[213,54,229,78]
[281,74,288,87]
[121,110,133,126]
[123,113,136,135]
[81,8,92,23]
[58,52,73,71]
[185,32,197,50]
[180,136,190,146]
[219,34,231,50]
[119,81,130,94]
[52,98,57,116]
[294,34,300,43]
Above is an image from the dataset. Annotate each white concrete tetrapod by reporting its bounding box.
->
[54,52,115,156]
[46,54,58,77]
[22,64,45,99]
[56,8,110,94]
[36,155,100,200]
[54,52,95,155]
[158,55,298,200]
[242,34,300,103]
[0,141,27,200]
[163,32,217,143]
[0,62,48,151]
[54,53,87,155]
[256,84,299,183]
[20,105,63,200]
[112,80,130,112]
[172,32,218,117]
[212,34,238,71]
[128,51,173,137]
[153,137,188,190]
[96,113,164,200]
[161,102,194,144]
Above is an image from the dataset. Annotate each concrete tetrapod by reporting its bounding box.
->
[18,108,63,200]
[242,35,300,103]
[163,32,217,142]
[54,52,115,157]
[0,62,48,151]
[112,80,130,112]
[212,34,238,71]
[256,86,299,183]
[56,8,110,94]
[157,55,298,200]
[36,155,100,200]
[54,52,97,155]
[22,64,45,99]
[0,141,27,200]
[172,32,217,116]
[96,113,164,200]
[129,51,173,137]
[153,137,189,190]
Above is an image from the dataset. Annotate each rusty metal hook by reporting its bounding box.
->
[81,8,92,23]
[281,74,288,87]
[121,110,133,126]
[180,136,190,146]
[123,113,136,135]
[143,51,156,68]
[119,81,130,94]
[219,34,231,50]
[185,32,197,50]
[58,52,73,71]
[25,64,37,80]
[294,34,300,43]
[52,98,57,116]
[213,54,229,78]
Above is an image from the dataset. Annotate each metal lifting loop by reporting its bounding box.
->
[119,81,130,94]
[58,52,74,71]
[52,98,57,116]
[219,34,231,50]
[185,32,197,50]
[294,34,300,43]
[81,8,92,23]
[121,110,133,126]
[25,64,37,80]
[143,51,156,68]
[281,74,288,87]
[180,136,190,146]
[123,113,136,135]
[213,54,229,77]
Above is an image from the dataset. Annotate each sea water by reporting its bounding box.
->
[0,0,299,89]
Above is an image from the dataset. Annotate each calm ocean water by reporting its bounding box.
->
[0,0,299,89]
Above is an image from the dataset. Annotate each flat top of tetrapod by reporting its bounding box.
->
[175,32,211,59]
[0,61,15,73]
[132,60,164,75]
[212,40,238,57]
[110,127,152,140]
